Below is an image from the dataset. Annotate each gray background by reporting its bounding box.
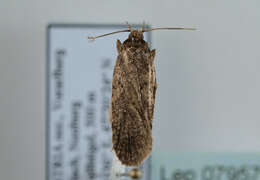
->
[1,0,260,180]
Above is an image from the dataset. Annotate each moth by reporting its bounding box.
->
[88,24,195,166]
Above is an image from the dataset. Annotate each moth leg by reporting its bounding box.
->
[116,39,122,53]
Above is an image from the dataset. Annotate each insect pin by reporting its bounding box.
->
[88,23,195,166]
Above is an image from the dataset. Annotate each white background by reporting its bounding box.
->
[1,0,260,180]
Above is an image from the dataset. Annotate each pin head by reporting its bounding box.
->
[128,168,142,179]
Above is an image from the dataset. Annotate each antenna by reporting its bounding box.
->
[88,29,130,40]
[143,27,196,32]
[88,26,196,40]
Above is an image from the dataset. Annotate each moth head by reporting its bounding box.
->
[128,30,144,41]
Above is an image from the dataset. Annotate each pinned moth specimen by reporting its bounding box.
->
[89,24,195,166]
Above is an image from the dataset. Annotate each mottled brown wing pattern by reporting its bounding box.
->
[109,39,156,166]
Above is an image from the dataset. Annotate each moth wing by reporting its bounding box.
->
[110,50,153,166]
